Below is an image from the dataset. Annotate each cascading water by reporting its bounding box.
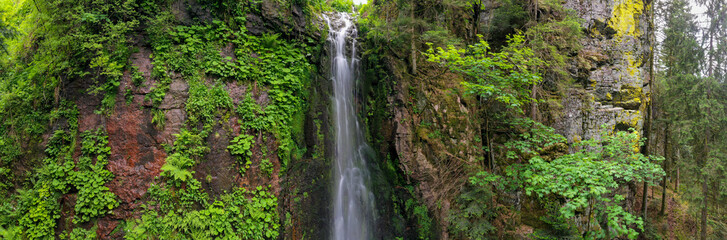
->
[324,12,376,240]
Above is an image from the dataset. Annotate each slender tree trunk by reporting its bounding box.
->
[530,84,537,120]
[661,124,669,216]
[701,177,708,240]
[642,182,648,219]
[472,1,480,41]
[675,166,679,190]
[410,0,416,74]
[642,89,653,221]
[484,106,494,171]
[603,211,610,240]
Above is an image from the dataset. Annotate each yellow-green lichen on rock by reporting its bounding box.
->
[613,84,642,109]
[608,0,644,39]
[616,109,642,130]
[623,51,641,76]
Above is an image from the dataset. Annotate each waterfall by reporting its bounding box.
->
[324,12,376,240]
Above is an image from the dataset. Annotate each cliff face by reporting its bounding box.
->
[0,0,653,238]
[557,0,651,142]
[362,0,652,238]
[0,0,340,238]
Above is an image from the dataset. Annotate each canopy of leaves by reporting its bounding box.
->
[425,34,543,111]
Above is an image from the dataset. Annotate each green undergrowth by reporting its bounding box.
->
[125,185,280,240]
[0,103,118,239]
[469,126,664,239]
[146,16,313,172]
[0,1,165,237]
[0,0,328,238]
[129,3,318,239]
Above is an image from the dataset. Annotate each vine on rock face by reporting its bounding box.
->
[72,129,119,224]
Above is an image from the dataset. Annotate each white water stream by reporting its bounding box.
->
[324,12,376,240]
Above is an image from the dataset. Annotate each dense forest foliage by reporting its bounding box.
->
[0,0,725,239]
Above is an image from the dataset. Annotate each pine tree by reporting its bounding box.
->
[659,0,727,237]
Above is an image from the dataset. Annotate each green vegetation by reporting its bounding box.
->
[73,129,119,223]
[654,0,727,238]
[0,124,118,239]
[425,33,543,110]
[521,130,663,239]
[1,0,724,238]
[228,134,255,175]
[125,186,280,240]
[0,0,330,238]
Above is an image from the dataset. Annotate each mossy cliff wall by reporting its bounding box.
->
[0,0,338,239]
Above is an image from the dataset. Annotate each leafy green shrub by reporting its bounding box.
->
[152,108,166,129]
[161,153,196,185]
[0,167,10,195]
[521,130,664,239]
[64,226,98,240]
[425,33,543,111]
[125,187,280,240]
[172,128,211,158]
[402,186,433,240]
[448,184,497,240]
[236,94,266,131]
[17,182,64,239]
[131,66,145,87]
[330,0,354,12]
[161,129,210,186]
[186,80,233,128]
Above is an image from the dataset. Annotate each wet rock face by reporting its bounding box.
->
[365,55,483,239]
[246,0,318,39]
[38,1,329,238]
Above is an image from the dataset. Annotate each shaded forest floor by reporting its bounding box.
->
[635,184,699,239]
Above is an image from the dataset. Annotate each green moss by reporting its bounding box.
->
[614,85,643,107]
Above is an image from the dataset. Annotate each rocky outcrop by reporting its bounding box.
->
[363,0,652,238]
[556,0,651,141]
[363,50,483,239]
[47,1,333,238]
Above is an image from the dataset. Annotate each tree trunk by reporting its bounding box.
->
[643,182,648,219]
[409,0,416,74]
[530,83,537,120]
[472,0,480,41]
[641,81,653,220]
[675,166,679,190]
[603,211,610,240]
[701,177,708,240]
[660,124,669,216]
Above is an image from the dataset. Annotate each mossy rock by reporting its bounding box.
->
[613,85,642,110]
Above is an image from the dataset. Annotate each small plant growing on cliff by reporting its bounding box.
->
[228,134,255,175]
[151,108,166,129]
[72,129,118,223]
[160,153,195,185]
[260,158,273,177]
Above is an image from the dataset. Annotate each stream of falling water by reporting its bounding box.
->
[324,12,376,240]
